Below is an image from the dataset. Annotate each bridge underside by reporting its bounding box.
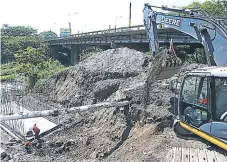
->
[49,42,202,66]
[49,43,203,66]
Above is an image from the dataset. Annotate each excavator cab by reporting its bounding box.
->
[174,67,227,149]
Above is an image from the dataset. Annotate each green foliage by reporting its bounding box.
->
[1,67,17,76]
[1,24,37,37]
[184,0,227,17]
[39,30,58,41]
[15,47,47,66]
[14,47,65,89]
[0,24,65,90]
[81,52,97,61]
[0,74,17,82]
[145,52,150,56]
[1,35,43,63]
[0,63,18,82]
[169,0,227,17]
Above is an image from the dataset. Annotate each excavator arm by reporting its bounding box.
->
[143,4,227,66]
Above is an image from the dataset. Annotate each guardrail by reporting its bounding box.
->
[48,25,145,41]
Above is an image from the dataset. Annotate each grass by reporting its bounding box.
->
[1,67,18,76]
[0,63,18,81]
[0,74,17,81]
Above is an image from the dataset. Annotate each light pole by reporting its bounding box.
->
[68,12,79,35]
[115,16,123,30]
[129,0,132,27]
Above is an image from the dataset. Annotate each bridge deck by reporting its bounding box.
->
[166,147,227,162]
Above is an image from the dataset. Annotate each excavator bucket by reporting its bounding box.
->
[157,40,182,80]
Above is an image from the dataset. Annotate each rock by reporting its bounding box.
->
[55,147,64,154]
[85,137,91,146]
[55,141,63,147]
[1,152,7,160]
[90,151,96,159]
[9,138,16,142]
[65,147,70,151]
[65,140,73,147]
[6,142,15,146]
[16,139,22,143]
[5,155,11,161]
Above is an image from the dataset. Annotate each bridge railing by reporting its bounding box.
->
[49,25,145,41]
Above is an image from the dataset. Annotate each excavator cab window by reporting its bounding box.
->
[214,77,227,122]
[179,75,211,127]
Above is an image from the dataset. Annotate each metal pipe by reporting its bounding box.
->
[0,101,129,121]
[0,110,59,122]
[67,101,129,112]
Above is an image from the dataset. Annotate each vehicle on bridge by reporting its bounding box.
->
[143,4,227,150]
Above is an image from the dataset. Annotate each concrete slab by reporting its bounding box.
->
[1,102,57,139]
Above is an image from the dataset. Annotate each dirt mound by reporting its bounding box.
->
[43,48,148,108]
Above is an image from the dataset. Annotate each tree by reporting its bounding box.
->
[39,30,58,41]
[183,0,227,17]
[1,24,37,37]
[14,47,64,89]
[1,25,42,63]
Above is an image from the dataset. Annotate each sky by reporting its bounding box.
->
[0,0,206,36]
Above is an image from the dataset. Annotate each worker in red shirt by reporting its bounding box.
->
[33,124,40,140]
[24,141,31,153]
[199,98,208,105]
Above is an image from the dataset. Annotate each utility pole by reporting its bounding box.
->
[68,22,71,35]
[129,0,132,27]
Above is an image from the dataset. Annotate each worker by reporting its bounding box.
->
[33,124,40,140]
[24,141,31,153]
[199,97,208,105]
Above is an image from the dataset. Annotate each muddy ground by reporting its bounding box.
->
[1,48,209,162]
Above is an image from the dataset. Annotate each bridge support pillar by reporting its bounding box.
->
[71,46,81,66]
[111,42,119,49]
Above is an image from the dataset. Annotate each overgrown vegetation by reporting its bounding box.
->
[80,46,103,61]
[170,0,227,17]
[1,24,65,90]
[183,0,227,17]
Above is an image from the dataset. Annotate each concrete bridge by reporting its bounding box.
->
[46,25,201,65]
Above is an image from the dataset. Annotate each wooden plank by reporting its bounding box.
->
[173,147,182,162]
[219,149,227,161]
[182,147,190,162]
[206,150,218,162]
[189,148,199,162]
[198,149,208,162]
[214,149,227,162]
[166,147,175,162]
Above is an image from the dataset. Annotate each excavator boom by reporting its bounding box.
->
[143,4,227,67]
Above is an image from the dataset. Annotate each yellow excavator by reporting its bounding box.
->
[143,4,227,150]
